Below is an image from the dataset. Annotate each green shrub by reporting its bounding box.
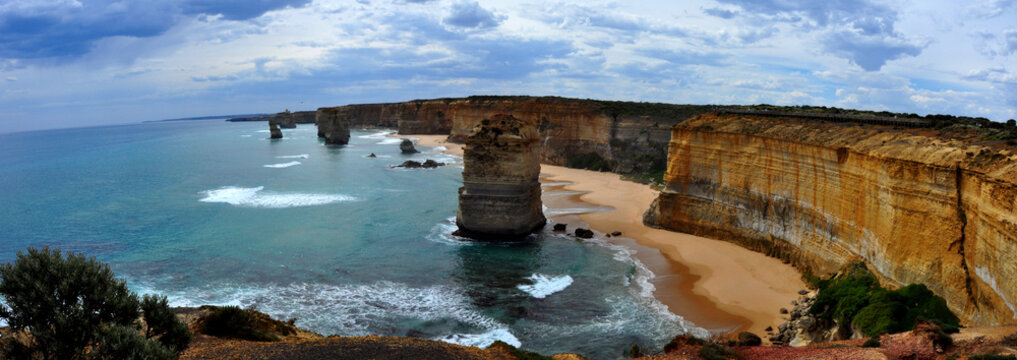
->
[697,342,738,360]
[0,247,146,360]
[91,325,176,360]
[201,306,279,342]
[141,294,192,352]
[809,263,959,337]
[861,336,880,348]
[488,340,554,360]
[663,334,705,353]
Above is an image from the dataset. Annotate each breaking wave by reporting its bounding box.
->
[263,161,301,168]
[199,186,355,208]
[517,274,573,299]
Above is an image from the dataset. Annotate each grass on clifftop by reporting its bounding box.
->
[809,263,960,337]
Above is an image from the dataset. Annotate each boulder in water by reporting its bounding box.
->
[574,228,594,239]
[400,139,419,154]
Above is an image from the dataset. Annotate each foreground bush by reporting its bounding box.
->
[0,247,190,359]
[200,306,280,342]
[809,263,960,337]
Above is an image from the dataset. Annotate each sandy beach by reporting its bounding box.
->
[411,134,805,338]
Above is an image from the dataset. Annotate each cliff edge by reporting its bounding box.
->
[645,112,1017,326]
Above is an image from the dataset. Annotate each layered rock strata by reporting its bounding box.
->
[315,97,715,175]
[455,114,546,240]
[315,107,352,145]
[645,113,1017,325]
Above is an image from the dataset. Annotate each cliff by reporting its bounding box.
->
[316,96,716,179]
[645,113,1017,326]
[229,111,315,124]
[455,114,546,240]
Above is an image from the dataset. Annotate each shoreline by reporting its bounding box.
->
[410,134,805,338]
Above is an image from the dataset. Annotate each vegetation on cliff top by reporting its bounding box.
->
[0,247,191,360]
[809,263,960,337]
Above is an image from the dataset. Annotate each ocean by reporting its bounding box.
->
[0,120,704,359]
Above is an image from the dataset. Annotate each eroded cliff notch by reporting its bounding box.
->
[455,114,546,240]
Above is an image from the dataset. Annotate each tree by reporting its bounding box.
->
[0,247,190,359]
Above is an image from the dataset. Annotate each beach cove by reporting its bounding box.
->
[413,134,805,338]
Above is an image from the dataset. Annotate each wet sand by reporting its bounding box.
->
[410,134,805,338]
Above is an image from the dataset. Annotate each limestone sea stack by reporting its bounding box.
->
[315,107,351,145]
[269,120,283,139]
[455,114,546,240]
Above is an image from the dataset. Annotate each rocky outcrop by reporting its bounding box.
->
[393,160,443,169]
[229,111,315,124]
[315,97,716,177]
[645,113,1017,325]
[274,110,297,128]
[315,108,351,145]
[400,139,418,154]
[269,121,282,139]
[455,114,546,240]
[315,100,452,139]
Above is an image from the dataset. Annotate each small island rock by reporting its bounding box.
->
[400,139,419,154]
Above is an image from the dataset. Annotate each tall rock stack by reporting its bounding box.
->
[455,114,546,240]
[315,107,351,145]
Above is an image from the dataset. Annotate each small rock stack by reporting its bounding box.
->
[455,114,546,240]
[269,121,283,139]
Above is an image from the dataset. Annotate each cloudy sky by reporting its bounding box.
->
[1,0,1015,133]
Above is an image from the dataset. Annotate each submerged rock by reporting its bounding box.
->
[367,153,377,158]
[455,114,546,241]
[400,139,419,154]
[393,159,443,169]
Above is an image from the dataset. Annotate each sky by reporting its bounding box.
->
[1,0,1016,133]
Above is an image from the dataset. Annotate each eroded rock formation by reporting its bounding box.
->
[269,121,282,139]
[315,107,351,145]
[455,114,546,240]
[274,109,297,128]
[645,113,1017,325]
[315,97,716,176]
[400,139,418,154]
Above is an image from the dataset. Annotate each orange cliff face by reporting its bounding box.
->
[316,96,713,175]
[645,113,1017,325]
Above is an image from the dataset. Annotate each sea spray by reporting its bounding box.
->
[517,274,574,298]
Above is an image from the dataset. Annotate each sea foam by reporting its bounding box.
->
[276,154,310,159]
[517,274,573,299]
[263,161,302,168]
[133,281,511,340]
[199,186,354,208]
[437,328,521,348]
[357,130,396,139]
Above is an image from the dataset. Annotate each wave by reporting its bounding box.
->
[544,206,615,217]
[240,135,253,138]
[357,130,396,139]
[517,274,573,299]
[540,182,573,187]
[425,217,473,246]
[263,161,302,168]
[133,281,511,341]
[579,235,712,339]
[376,138,406,145]
[199,186,355,208]
[436,328,521,348]
[276,154,310,159]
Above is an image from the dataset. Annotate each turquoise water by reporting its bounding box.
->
[0,121,703,359]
